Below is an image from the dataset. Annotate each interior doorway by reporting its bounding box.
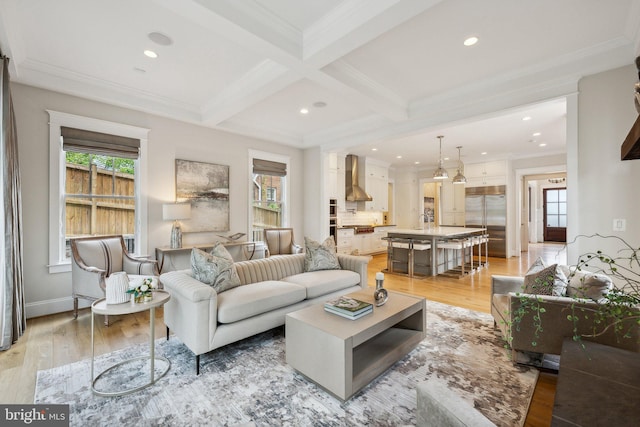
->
[519,173,567,251]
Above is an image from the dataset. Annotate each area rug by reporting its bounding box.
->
[34,300,538,426]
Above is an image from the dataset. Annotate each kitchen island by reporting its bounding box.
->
[385,227,487,277]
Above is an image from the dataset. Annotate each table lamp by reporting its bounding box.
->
[163,203,191,248]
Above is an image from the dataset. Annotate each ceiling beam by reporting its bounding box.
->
[303,0,442,68]
[155,0,429,125]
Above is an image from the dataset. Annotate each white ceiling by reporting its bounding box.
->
[1,0,639,168]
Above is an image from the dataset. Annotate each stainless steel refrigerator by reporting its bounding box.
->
[465,185,507,257]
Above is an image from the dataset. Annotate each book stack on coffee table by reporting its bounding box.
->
[324,296,373,320]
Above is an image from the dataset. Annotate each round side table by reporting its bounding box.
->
[90,290,171,397]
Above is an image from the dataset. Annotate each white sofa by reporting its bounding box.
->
[161,253,371,373]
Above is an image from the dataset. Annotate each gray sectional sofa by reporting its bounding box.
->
[161,252,371,373]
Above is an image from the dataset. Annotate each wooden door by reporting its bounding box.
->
[543,188,567,242]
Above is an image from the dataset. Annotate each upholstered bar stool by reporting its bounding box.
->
[411,239,432,277]
[384,237,413,276]
[437,237,470,278]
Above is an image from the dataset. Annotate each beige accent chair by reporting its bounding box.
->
[70,235,159,324]
[263,228,303,257]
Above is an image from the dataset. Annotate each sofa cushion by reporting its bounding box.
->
[282,269,361,299]
[567,271,613,302]
[522,263,567,296]
[191,246,241,293]
[217,281,306,323]
[304,236,341,272]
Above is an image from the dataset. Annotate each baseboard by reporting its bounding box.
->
[26,296,91,319]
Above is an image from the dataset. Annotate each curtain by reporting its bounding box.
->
[0,54,25,351]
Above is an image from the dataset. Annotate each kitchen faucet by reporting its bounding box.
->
[419,213,433,230]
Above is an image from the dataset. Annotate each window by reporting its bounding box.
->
[266,187,277,202]
[248,151,289,241]
[48,111,150,273]
[545,188,567,227]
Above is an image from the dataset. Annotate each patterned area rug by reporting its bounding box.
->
[35,300,538,426]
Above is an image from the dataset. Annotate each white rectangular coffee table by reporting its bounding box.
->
[285,289,426,401]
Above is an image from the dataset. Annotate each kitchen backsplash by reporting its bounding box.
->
[338,210,384,227]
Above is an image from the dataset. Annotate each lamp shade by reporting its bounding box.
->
[163,203,191,221]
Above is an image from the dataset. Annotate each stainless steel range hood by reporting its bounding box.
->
[345,154,372,202]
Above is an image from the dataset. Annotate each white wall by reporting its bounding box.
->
[12,83,304,318]
[569,64,640,263]
[303,146,325,243]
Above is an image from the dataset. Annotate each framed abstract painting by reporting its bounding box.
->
[175,159,229,232]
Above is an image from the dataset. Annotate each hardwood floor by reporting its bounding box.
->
[0,243,565,425]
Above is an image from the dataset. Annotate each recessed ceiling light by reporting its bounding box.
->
[414,161,420,165]
[396,155,402,159]
[144,50,158,58]
[533,132,541,136]
[371,148,378,151]
[300,108,309,115]
[481,152,487,155]
[539,143,547,147]
[464,36,478,46]
[444,157,450,161]
[313,101,327,108]
[522,116,531,121]
[148,32,173,46]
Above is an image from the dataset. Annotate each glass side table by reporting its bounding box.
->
[90,290,171,397]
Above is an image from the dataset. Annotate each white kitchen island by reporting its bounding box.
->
[385,227,487,277]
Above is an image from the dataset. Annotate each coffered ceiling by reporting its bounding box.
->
[1,0,639,167]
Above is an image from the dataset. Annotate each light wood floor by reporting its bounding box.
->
[0,243,565,426]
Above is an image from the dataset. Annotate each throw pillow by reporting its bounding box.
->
[304,236,341,272]
[567,272,613,302]
[522,263,568,296]
[190,245,241,293]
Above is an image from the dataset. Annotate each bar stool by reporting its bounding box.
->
[479,233,490,268]
[437,237,472,278]
[412,239,432,277]
[382,237,413,276]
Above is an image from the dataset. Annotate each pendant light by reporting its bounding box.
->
[433,135,448,180]
[452,146,467,184]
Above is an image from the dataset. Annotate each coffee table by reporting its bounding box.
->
[285,289,426,401]
[90,290,171,396]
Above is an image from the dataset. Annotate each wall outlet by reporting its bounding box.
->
[613,218,626,231]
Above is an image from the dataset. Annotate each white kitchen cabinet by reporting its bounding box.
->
[439,181,465,225]
[326,152,347,211]
[464,160,507,187]
[373,226,394,253]
[352,234,372,255]
[358,159,389,212]
[440,212,466,226]
[336,228,353,255]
